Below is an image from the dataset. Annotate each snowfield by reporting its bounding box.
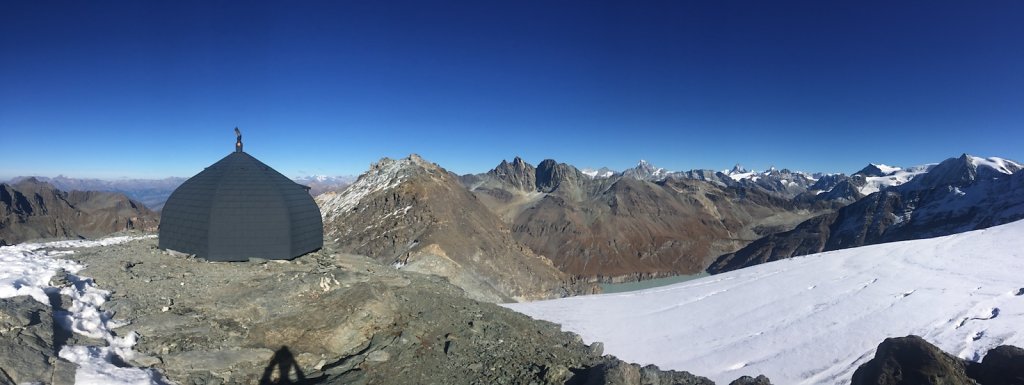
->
[506,219,1024,385]
[0,236,166,385]
[855,164,932,195]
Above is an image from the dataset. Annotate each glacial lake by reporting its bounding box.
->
[599,272,710,294]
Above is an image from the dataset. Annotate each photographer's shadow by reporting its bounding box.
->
[260,346,308,385]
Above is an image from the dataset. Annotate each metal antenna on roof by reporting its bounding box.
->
[234,127,243,152]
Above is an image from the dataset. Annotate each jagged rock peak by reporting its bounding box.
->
[535,159,584,193]
[488,156,537,191]
[730,164,747,174]
[369,154,438,173]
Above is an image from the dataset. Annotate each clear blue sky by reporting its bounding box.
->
[2,1,1022,179]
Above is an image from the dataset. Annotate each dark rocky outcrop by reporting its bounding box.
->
[0,178,159,245]
[851,336,972,385]
[728,375,773,385]
[852,335,1024,385]
[968,345,1024,385]
[568,360,717,385]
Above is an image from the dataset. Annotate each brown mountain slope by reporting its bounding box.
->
[316,155,595,302]
[508,175,831,279]
[0,178,158,245]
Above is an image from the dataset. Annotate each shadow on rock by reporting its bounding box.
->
[260,346,309,385]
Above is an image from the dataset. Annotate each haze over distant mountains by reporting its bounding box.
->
[4,174,355,211]
[0,178,158,245]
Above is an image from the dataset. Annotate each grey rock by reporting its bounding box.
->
[728,375,773,385]
[0,296,76,385]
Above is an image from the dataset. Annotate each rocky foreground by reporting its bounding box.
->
[2,235,741,385]
[8,235,1023,385]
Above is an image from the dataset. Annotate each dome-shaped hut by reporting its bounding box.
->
[158,129,323,261]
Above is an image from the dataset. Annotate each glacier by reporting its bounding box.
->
[506,219,1024,384]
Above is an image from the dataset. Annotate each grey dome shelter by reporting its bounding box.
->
[158,129,323,261]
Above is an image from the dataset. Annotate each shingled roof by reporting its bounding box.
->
[158,144,323,261]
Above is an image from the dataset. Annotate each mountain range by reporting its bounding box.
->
[5,153,1020,296]
[709,154,1024,273]
[0,178,159,245]
[461,157,846,281]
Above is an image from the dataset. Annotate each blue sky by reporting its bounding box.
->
[1,1,1022,179]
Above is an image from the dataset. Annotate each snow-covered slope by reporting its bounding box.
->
[506,219,1024,385]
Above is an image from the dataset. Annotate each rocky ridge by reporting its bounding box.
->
[316,154,594,302]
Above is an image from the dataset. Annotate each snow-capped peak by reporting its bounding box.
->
[623,160,669,181]
[967,155,1022,175]
[581,167,616,179]
[724,166,758,182]
[871,164,902,175]
[728,164,747,175]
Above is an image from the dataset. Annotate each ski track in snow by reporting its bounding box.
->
[506,220,1024,385]
[0,236,168,385]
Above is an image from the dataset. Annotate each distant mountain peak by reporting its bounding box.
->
[581,167,615,179]
[487,156,537,192]
[909,154,1022,190]
[855,163,902,178]
[623,159,668,181]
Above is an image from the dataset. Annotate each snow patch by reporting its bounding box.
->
[871,164,902,175]
[0,236,167,385]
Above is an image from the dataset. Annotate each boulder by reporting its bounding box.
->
[850,335,973,385]
[971,345,1024,385]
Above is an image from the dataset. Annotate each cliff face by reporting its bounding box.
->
[0,178,158,245]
